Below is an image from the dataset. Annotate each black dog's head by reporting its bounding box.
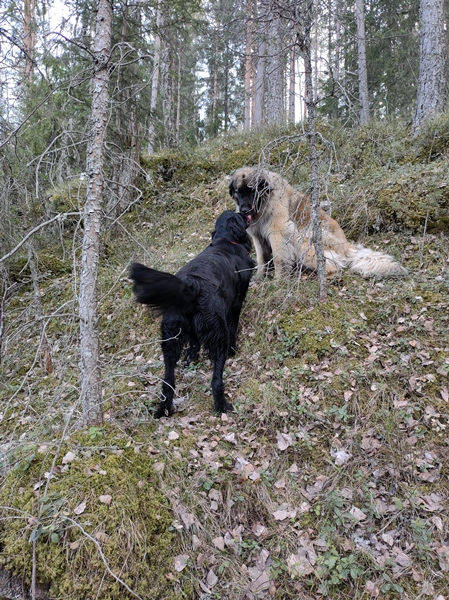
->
[229,168,270,222]
[212,211,252,252]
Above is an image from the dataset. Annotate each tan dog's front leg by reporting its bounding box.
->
[249,234,266,277]
[269,229,288,279]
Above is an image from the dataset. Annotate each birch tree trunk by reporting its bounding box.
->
[355,0,369,125]
[79,0,113,426]
[413,0,448,134]
[289,44,296,123]
[23,0,36,82]
[147,5,163,154]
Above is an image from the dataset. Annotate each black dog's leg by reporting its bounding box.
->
[211,346,233,413]
[227,304,243,357]
[155,320,184,418]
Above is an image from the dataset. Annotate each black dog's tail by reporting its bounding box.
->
[130,262,198,313]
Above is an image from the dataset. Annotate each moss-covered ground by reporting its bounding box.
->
[1,117,449,599]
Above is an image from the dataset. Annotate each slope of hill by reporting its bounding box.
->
[1,118,448,599]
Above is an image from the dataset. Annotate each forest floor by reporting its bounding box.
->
[1,120,449,599]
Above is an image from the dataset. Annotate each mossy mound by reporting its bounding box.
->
[0,432,181,600]
[278,299,373,364]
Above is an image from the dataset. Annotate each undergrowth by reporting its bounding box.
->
[1,116,449,599]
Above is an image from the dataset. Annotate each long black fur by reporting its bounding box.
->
[130,211,254,418]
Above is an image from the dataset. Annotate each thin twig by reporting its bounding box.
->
[63,517,144,600]
[0,213,80,264]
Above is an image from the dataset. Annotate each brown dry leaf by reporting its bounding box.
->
[441,386,449,402]
[174,554,189,572]
[331,448,352,466]
[272,510,291,521]
[248,568,270,593]
[276,431,293,451]
[99,495,112,505]
[350,506,367,522]
[179,510,195,529]
[365,580,380,597]
[435,543,449,571]
[62,451,76,464]
[212,536,225,551]
[419,493,443,512]
[168,430,180,441]
[252,523,269,538]
[394,551,412,567]
[274,477,286,489]
[206,569,218,588]
[287,550,315,577]
[73,499,87,515]
[94,531,109,543]
[153,461,165,473]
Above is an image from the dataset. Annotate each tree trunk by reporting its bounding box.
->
[295,0,327,301]
[265,15,284,124]
[79,0,113,427]
[289,44,296,123]
[23,0,36,82]
[355,0,369,125]
[148,4,163,154]
[27,243,53,375]
[244,0,253,129]
[413,0,448,134]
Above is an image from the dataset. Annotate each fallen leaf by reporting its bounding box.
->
[287,551,315,577]
[274,477,286,489]
[174,554,189,572]
[153,461,165,473]
[99,495,112,505]
[272,510,291,521]
[331,449,352,466]
[441,386,449,402]
[276,431,293,451]
[168,431,180,441]
[62,451,76,464]
[350,506,366,522]
[212,536,225,551]
[206,569,218,588]
[73,499,87,515]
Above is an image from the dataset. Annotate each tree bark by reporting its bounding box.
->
[265,14,284,124]
[413,0,448,134]
[79,0,113,427]
[23,0,36,82]
[147,4,162,153]
[355,0,369,125]
[289,44,296,123]
[295,0,327,301]
[244,0,253,129]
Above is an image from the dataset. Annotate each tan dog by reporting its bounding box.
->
[229,167,408,279]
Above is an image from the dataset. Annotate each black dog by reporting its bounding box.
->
[130,211,254,418]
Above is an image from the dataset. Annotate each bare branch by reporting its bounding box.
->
[0,213,81,265]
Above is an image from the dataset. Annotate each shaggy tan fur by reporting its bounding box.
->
[229,167,408,279]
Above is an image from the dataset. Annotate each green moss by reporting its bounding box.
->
[279,300,372,363]
[0,435,181,599]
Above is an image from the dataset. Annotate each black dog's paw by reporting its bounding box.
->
[154,404,174,419]
[215,401,235,414]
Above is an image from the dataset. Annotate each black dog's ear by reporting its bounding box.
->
[228,216,249,243]
[228,180,235,197]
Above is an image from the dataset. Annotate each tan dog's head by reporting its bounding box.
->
[229,167,271,223]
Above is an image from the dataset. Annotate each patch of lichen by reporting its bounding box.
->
[0,434,181,599]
